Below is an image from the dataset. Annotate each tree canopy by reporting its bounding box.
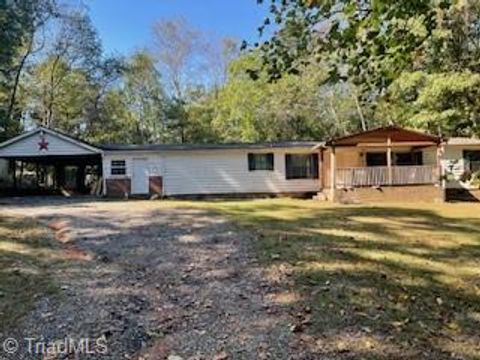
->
[1,0,480,143]
[255,0,480,137]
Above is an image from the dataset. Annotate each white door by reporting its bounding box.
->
[132,158,149,194]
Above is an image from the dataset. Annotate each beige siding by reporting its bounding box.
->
[423,148,438,166]
[103,148,320,196]
[323,148,362,188]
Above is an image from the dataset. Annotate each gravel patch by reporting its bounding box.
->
[1,198,299,359]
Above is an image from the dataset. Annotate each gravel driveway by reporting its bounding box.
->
[1,198,299,360]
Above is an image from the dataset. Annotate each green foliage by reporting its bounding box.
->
[27,57,93,132]
[0,0,56,140]
[86,89,138,144]
[382,71,480,136]
[258,0,480,136]
[3,1,480,145]
[207,52,360,142]
[123,51,166,143]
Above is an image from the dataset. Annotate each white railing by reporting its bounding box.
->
[392,165,437,185]
[337,166,388,187]
[336,165,437,187]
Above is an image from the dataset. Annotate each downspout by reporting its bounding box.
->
[330,146,336,202]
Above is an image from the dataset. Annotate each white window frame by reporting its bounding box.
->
[111,159,127,176]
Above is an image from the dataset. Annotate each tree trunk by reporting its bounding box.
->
[46,55,61,127]
[349,83,367,131]
[6,36,34,127]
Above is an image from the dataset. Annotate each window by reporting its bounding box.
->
[464,150,480,172]
[111,160,126,175]
[366,152,387,166]
[366,152,423,166]
[285,154,319,179]
[395,151,423,166]
[248,153,274,171]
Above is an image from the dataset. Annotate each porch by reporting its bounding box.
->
[319,126,444,203]
[336,165,438,187]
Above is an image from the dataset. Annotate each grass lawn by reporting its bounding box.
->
[164,199,480,359]
[0,216,61,332]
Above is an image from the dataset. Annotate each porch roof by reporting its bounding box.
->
[325,125,441,147]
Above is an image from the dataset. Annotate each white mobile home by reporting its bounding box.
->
[0,127,321,197]
[102,143,321,197]
[1,126,480,202]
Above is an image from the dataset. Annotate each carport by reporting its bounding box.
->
[0,127,103,196]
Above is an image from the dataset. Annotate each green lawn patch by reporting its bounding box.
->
[162,199,480,359]
[0,216,60,332]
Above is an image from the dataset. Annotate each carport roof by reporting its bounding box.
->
[0,127,102,157]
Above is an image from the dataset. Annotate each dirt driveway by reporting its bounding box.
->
[1,198,300,360]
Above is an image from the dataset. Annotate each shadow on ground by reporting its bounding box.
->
[0,216,62,332]
[1,201,296,360]
[210,201,480,359]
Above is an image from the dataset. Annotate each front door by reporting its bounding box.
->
[132,158,149,194]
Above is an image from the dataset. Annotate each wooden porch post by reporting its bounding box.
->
[318,149,324,190]
[437,142,445,188]
[330,146,336,202]
[387,137,393,185]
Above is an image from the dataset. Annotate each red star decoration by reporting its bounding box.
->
[38,136,49,151]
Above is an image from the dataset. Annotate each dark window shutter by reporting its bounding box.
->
[248,153,255,171]
[285,154,292,179]
[267,153,274,170]
[312,153,319,179]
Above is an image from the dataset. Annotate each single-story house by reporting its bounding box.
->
[0,127,321,198]
[0,125,479,202]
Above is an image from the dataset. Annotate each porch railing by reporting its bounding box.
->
[336,165,437,187]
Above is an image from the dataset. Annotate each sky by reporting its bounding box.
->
[84,0,270,56]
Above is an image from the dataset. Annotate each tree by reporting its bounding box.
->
[27,57,92,133]
[0,0,57,140]
[206,52,358,142]
[257,0,480,135]
[85,88,138,144]
[151,17,204,100]
[26,10,102,130]
[380,71,480,137]
[123,51,166,143]
[151,17,211,142]
[256,0,449,128]
[204,37,239,93]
